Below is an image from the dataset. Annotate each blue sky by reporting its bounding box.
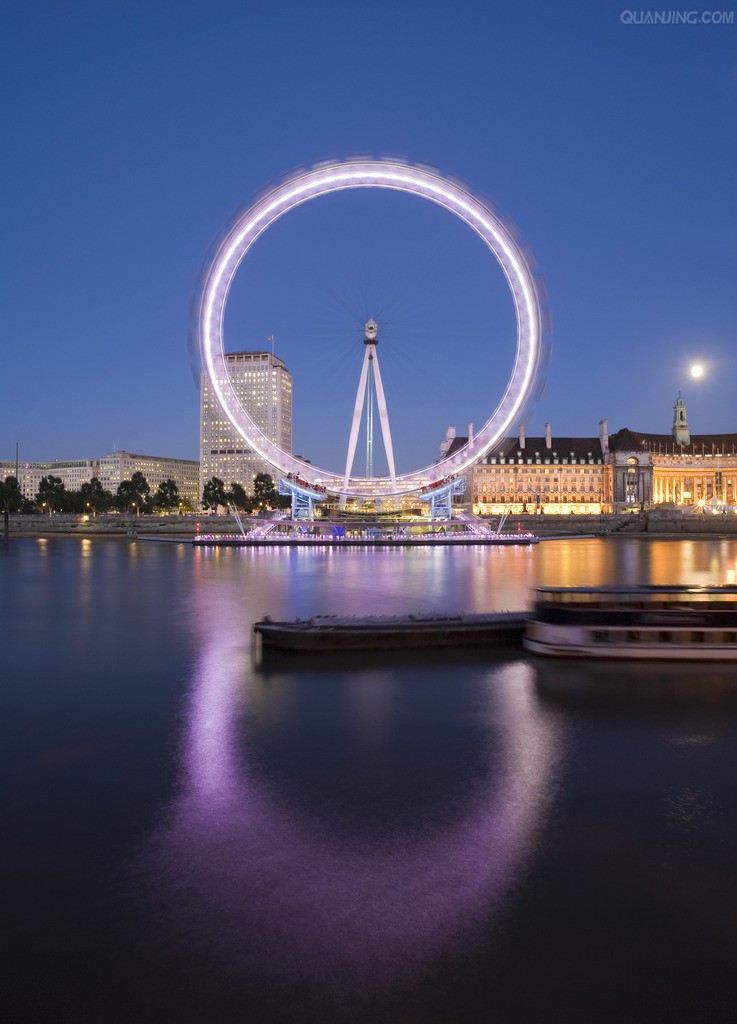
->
[2,0,736,475]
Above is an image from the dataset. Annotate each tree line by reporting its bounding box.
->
[0,471,289,516]
[0,472,188,515]
[201,473,290,513]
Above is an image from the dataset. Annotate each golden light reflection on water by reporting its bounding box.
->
[648,539,737,585]
[535,537,737,589]
[534,538,614,588]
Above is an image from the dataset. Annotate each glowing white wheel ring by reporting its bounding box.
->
[199,160,544,498]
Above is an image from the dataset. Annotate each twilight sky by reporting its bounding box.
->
[2,0,736,475]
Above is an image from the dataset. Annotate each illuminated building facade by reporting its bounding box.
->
[97,451,200,506]
[2,453,200,506]
[609,396,737,509]
[1,460,98,498]
[470,423,609,515]
[200,351,292,498]
[459,395,737,515]
[650,447,737,507]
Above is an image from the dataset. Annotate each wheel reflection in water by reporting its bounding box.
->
[140,585,566,997]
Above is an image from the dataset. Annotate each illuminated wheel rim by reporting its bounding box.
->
[198,159,545,499]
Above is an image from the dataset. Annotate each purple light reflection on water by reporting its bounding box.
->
[190,542,541,632]
[140,578,567,994]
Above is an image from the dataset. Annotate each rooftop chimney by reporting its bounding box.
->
[519,424,525,449]
[468,422,474,442]
[545,423,552,449]
[599,419,609,455]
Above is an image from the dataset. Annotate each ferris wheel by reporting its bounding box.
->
[198,159,546,500]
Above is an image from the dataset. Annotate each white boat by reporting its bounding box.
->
[523,584,737,660]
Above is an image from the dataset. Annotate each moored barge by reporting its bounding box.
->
[254,611,527,652]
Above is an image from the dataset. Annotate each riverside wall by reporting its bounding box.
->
[6,510,737,539]
[3,514,231,538]
[503,512,737,537]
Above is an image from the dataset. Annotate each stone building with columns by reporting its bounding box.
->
[467,422,610,515]
[446,394,737,515]
[608,394,737,510]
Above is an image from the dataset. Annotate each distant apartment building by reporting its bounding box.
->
[200,350,293,498]
[1,460,98,499]
[97,451,200,506]
[2,453,200,506]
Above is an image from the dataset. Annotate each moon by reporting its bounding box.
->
[690,363,704,379]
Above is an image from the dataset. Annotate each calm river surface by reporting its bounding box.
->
[4,536,737,1023]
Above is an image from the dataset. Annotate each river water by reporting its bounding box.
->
[4,536,737,1023]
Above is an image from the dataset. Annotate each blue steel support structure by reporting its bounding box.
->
[418,478,466,521]
[279,478,326,521]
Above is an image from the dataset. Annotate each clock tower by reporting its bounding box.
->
[672,393,691,446]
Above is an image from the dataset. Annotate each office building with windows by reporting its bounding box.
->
[2,453,200,506]
[0,460,99,499]
[200,350,292,499]
[97,451,200,506]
